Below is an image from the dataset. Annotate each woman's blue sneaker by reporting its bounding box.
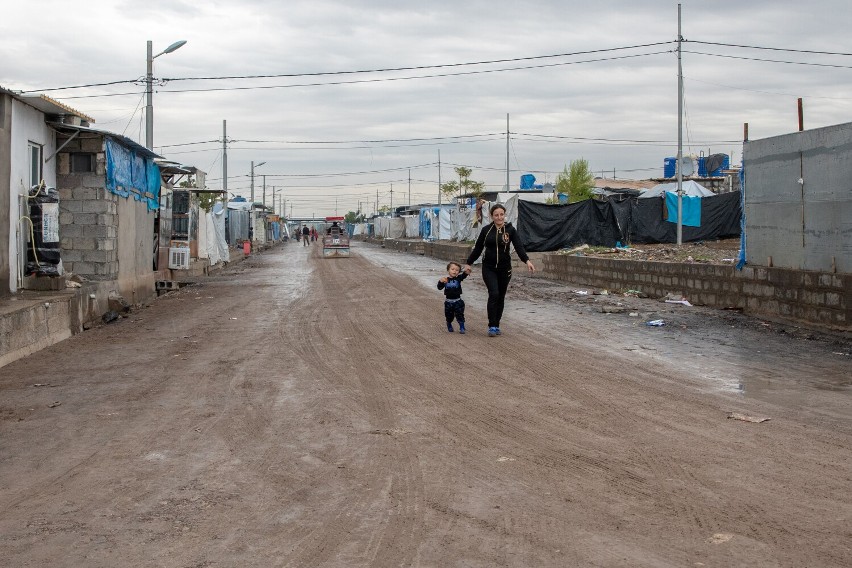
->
[488,326,498,337]
[495,327,502,335]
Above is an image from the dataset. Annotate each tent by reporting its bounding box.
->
[638,180,715,199]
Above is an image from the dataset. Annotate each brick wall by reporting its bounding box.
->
[56,137,119,280]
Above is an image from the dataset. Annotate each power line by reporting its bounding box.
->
[687,40,852,57]
[683,50,852,70]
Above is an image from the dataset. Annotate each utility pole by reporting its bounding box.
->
[438,150,442,206]
[506,113,510,192]
[222,120,228,193]
[390,183,394,214]
[262,175,266,211]
[376,188,379,216]
[676,2,684,246]
[408,169,411,205]
[250,161,256,207]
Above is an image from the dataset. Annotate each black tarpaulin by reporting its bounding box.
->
[517,191,742,251]
[518,199,625,252]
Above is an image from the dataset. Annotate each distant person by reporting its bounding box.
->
[463,203,535,337]
[302,225,310,246]
[311,227,318,242]
[294,227,300,242]
[438,261,467,334]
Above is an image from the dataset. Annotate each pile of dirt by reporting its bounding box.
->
[560,238,740,265]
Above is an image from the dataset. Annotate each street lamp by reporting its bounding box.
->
[146,39,187,150]
[250,161,266,206]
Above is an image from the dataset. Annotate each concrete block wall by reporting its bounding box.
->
[744,122,852,274]
[56,139,119,280]
[542,255,849,330]
[379,238,849,332]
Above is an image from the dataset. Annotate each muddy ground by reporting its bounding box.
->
[0,240,850,567]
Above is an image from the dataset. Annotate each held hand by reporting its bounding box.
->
[526,260,536,273]
[463,264,472,274]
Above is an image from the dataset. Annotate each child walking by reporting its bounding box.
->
[438,261,467,334]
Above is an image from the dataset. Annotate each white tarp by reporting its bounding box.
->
[212,203,230,263]
[403,215,419,238]
[638,180,715,199]
[352,223,366,236]
[196,211,218,264]
[375,217,405,238]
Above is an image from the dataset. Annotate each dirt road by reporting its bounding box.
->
[1,241,850,567]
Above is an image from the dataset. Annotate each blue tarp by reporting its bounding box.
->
[105,138,161,211]
[664,192,701,227]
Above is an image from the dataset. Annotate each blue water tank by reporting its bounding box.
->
[520,173,536,190]
[663,157,676,178]
[697,156,707,177]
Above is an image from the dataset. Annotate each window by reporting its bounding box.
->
[28,142,43,189]
[71,152,95,173]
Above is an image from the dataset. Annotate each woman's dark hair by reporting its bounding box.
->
[489,203,506,215]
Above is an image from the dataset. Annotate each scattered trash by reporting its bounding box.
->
[645,319,665,326]
[629,312,639,317]
[48,401,61,408]
[708,533,733,545]
[686,255,694,262]
[563,244,590,254]
[497,456,516,462]
[65,280,82,288]
[727,412,770,423]
[623,289,642,297]
[600,305,627,314]
[574,290,589,295]
[593,289,609,296]
[32,383,54,387]
[229,317,238,320]
[665,299,693,307]
[721,258,737,262]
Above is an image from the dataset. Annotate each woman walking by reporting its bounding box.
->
[463,203,535,337]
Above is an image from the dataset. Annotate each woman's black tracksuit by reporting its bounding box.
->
[466,222,530,329]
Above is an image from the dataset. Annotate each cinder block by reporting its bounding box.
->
[96,239,116,251]
[82,200,110,214]
[83,250,116,263]
[75,213,96,225]
[76,238,97,251]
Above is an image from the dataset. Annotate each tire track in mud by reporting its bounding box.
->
[270,250,426,566]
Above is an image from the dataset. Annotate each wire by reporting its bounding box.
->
[121,92,146,137]
[152,51,672,95]
[164,42,675,82]
[687,40,852,57]
[683,50,852,70]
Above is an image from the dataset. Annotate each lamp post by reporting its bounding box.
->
[250,161,266,206]
[250,161,266,243]
[145,39,187,150]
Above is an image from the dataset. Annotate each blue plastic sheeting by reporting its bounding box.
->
[664,192,701,227]
[105,138,161,211]
[419,206,440,238]
[520,173,536,189]
[736,166,747,270]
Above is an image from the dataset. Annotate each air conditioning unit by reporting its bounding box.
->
[168,247,190,270]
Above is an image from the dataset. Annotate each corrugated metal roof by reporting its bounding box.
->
[48,122,162,160]
[17,94,95,124]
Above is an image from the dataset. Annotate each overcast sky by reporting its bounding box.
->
[3,1,851,217]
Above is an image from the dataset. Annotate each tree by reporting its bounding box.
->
[555,159,595,203]
[441,166,485,200]
[344,210,365,223]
